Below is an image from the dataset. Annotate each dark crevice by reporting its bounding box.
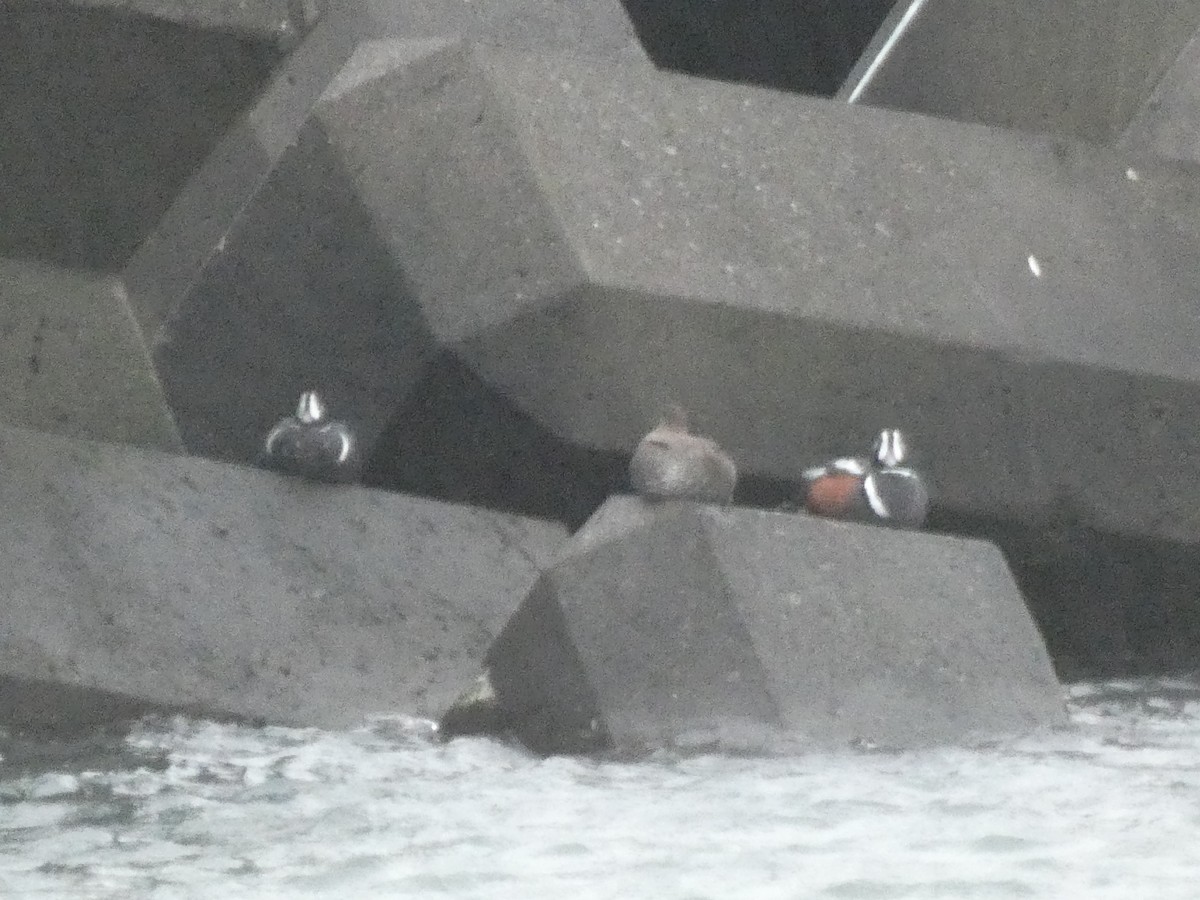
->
[929,505,1200,683]
[619,0,899,96]
[362,352,629,530]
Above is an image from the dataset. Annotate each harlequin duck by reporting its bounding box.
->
[801,428,929,527]
[260,390,360,484]
[629,406,737,504]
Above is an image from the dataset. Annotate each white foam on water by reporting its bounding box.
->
[2,683,1200,899]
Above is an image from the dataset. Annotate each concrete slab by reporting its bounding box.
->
[0,423,566,731]
[0,257,181,452]
[484,496,1065,755]
[840,0,1200,145]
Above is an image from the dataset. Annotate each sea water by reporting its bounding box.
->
[1,679,1198,899]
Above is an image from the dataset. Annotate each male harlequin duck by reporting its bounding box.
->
[629,406,737,504]
[260,390,360,484]
[801,428,929,528]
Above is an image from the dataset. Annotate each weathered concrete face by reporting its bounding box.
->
[0,423,566,731]
[486,497,1066,755]
[841,0,1200,145]
[0,257,181,452]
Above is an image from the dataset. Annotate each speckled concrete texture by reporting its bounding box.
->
[0,423,566,730]
[486,497,1065,755]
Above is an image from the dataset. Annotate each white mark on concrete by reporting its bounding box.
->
[664,145,678,156]
[875,221,891,237]
[1126,168,1140,182]
[1028,255,1042,278]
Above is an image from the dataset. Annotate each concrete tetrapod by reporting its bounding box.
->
[0,423,566,733]
[467,497,1066,755]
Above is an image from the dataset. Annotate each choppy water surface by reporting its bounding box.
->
[1,679,1198,899]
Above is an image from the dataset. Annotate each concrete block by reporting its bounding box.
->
[484,497,1065,755]
[124,20,426,465]
[840,0,1200,144]
[0,423,566,731]
[331,44,1200,554]
[0,1,283,271]
[132,28,627,468]
[362,350,626,528]
[0,257,181,452]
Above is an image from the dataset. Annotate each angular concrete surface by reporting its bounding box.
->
[122,1,651,466]
[485,497,1065,754]
[0,257,181,452]
[0,423,566,731]
[840,0,1200,145]
[317,44,1200,551]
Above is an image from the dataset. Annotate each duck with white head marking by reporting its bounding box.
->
[801,427,929,528]
[629,405,737,505]
[260,390,360,484]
